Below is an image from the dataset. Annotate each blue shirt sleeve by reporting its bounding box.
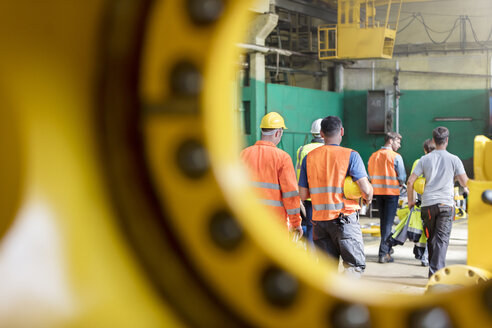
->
[298,156,309,188]
[348,151,368,182]
[394,154,407,184]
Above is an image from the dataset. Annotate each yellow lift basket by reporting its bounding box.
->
[318,0,405,60]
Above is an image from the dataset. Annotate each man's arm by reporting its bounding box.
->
[300,186,309,201]
[298,156,310,202]
[355,177,373,205]
[407,173,418,209]
[454,157,469,194]
[278,155,302,235]
[395,154,407,185]
[456,173,469,195]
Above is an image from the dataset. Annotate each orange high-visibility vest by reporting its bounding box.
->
[368,148,400,196]
[306,145,360,221]
[241,141,301,228]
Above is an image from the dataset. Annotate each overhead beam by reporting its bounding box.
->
[272,0,337,22]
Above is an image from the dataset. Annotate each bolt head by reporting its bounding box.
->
[261,267,298,308]
[171,62,202,97]
[331,303,371,328]
[187,0,224,25]
[409,307,453,328]
[176,140,209,179]
[209,211,243,250]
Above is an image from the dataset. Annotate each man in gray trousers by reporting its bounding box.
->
[407,127,469,278]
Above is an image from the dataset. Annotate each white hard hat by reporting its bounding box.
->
[310,118,322,135]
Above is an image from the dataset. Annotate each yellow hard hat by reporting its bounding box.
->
[414,177,426,195]
[260,112,287,129]
[343,176,362,200]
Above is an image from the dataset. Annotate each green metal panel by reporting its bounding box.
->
[241,79,266,146]
[266,84,344,162]
[343,89,489,177]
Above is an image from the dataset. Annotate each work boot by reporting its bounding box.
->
[378,254,394,263]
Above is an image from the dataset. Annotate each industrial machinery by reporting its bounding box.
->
[0,1,492,327]
[318,0,427,60]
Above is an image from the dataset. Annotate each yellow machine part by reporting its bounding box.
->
[318,0,401,60]
[336,26,396,59]
[0,1,492,327]
[468,136,492,271]
[426,265,492,292]
[473,135,492,181]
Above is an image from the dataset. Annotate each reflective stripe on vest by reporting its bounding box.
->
[372,184,399,189]
[306,146,360,221]
[369,175,398,181]
[252,181,280,190]
[313,203,345,211]
[260,199,283,207]
[282,190,299,198]
[310,186,344,194]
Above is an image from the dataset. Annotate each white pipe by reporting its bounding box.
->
[395,61,400,134]
[335,64,344,93]
[372,61,375,90]
[237,43,306,57]
[489,52,492,89]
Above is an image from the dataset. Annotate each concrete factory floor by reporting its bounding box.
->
[359,216,468,294]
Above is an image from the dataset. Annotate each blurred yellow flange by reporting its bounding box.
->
[143,1,492,327]
[468,136,492,271]
[0,0,492,327]
[426,265,492,292]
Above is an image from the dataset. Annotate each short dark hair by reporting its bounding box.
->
[423,138,435,153]
[433,126,449,145]
[384,132,402,143]
[320,116,342,137]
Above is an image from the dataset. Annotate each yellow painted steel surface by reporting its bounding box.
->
[468,136,492,271]
[318,0,402,59]
[426,265,492,292]
[0,1,491,327]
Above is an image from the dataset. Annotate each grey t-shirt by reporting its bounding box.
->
[413,150,466,207]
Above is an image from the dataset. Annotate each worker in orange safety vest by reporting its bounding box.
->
[368,132,406,264]
[299,116,373,277]
[241,112,303,236]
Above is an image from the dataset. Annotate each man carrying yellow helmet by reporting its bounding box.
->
[241,112,303,236]
[407,127,469,278]
[298,116,373,277]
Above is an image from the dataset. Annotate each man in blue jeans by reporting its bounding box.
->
[368,132,406,263]
[407,127,469,277]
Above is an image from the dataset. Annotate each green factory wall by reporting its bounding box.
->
[343,89,490,177]
[241,80,343,162]
[267,84,344,161]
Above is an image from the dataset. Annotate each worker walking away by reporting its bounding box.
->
[407,127,469,278]
[298,116,373,277]
[411,138,435,267]
[241,112,303,237]
[295,118,324,247]
[368,132,406,264]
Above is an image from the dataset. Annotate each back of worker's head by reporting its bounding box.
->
[320,116,342,138]
[423,138,436,154]
[260,112,286,145]
[310,118,323,137]
[384,131,402,144]
[433,126,449,146]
